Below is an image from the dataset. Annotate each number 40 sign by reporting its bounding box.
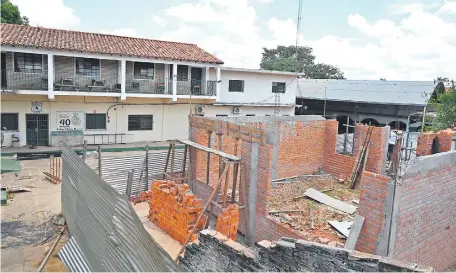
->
[56,111,84,131]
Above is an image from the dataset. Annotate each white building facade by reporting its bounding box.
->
[1,24,296,147]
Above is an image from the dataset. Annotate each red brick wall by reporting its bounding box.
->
[323,120,356,180]
[356,171,390,254]
[436,129,455,153]
[249,120,326,178]
[354,124,388,174]
[392,160,456,271]
[416,132,437,156]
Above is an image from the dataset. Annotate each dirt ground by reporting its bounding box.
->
[268,175,360,245]
[1,150,180,271]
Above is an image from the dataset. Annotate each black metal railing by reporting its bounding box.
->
[207,80,217,96]
[176,79,216,96]
[53,69,120,93]
[125,78,171,94]
[1,69,48,91]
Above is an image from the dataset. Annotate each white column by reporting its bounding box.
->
[216,66,221,101]
[120,59,126,100]
[164,64,170,95]
[172,64,177,101]
[203,67,209,95]
[47,54,54,100]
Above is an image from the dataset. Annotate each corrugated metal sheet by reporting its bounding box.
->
[58,236,91,273]
[297,79,437,106]
[59,143,184,272]
[101,149,185,195]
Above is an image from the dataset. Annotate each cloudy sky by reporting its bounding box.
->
[10,0,456,80]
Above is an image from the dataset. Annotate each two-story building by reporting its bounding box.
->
[0,24,296,147]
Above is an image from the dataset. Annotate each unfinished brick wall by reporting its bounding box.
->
[354,124,388,174]
[390,151,456,271]
[323,121,388,179]
[216,204,239,240]
[356,171,391,254]
[416,129,455,156]
[323,120,356,179]
[249,119,326,179]
[148,180,206,244]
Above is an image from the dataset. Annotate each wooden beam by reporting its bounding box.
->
[175,163,230,262]
[177,139,240,161]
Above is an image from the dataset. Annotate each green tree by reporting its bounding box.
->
[260,45,345,79]
[431,78,456,130]
[1,0,29,25]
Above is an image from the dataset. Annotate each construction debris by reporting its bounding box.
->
[269,209,305,214]
[327,220,353,238]
[6,186,32,193]
[305,188,357,214]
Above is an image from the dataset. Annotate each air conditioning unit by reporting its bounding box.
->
[195,105,205,115]
[233,106,242,115]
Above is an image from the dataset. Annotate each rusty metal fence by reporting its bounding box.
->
[59,143,184,272]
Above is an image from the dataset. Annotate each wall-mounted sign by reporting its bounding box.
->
[31,102,42,113]
[56,111,84,131]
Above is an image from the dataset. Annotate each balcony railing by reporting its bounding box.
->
[1,69,48,91]
[125,78,171,95]
[53,69,120,93]
[176,80,216,96]
[1,69,217,96]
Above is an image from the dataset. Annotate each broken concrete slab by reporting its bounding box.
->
[304,188,357,214]
[328,220,353,238]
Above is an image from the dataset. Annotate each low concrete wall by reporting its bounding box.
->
[179,230,434,272]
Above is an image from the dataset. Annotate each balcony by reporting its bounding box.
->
[1,68,217,97]
[1,69,48,91]
[176,80,217,96]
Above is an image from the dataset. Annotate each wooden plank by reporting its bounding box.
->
[304,188,357,214]
[178,139,241,161]
[269,209,305,214]
[328,220,353,238]
[344,215,365,250]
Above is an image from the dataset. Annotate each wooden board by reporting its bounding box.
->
[344,215,365,250]
[178,139,241,161]
[304,188,357,214]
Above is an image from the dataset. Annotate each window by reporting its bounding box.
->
[246,114,255,116]
[128,115,153,131]
[1,113,19,131]
[228,80,244,92]
[76,58,100,76]
[170,65,189,81]
[14,53,42,73]
[134,62,154,79]
[216,114,228,117]
[85,113,106,130]
[272,82,286,93]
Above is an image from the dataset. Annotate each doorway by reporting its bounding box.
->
[1,53,6,87]
[26,114,49,146]
[191,67,202,94]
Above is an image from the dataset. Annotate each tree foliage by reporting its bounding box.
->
[430,78,456,130]
[1,0,29,25]
[260,45,345,79]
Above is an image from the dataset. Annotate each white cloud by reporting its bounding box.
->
[436,1,456,14]
[100,28,137,37]
[11,0,79,28]
[152,16,167,27]
[159,0,455,80]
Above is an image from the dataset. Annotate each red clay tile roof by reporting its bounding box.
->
[0,24,223,64]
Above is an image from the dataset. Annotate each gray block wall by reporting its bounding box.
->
[179,230,434,272]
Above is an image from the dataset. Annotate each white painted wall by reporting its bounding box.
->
[0,98,191,147]
[208,69,297,105]
[202,105,294,117]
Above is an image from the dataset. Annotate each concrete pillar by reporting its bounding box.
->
[47,54,54,100]
[164,64,170,95]
[216,66,221,101]
[203,67,209,95]
[247,142,259,246]
[172,64,177,101]
[120,59,126,100]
